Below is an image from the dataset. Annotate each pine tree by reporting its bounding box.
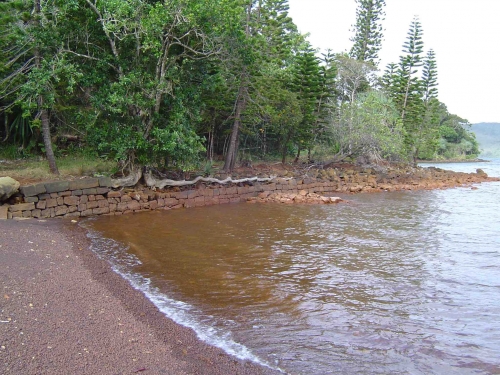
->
[349,0,386,64]
[422,49,438,103]
[416,49,440,159]
[287,44,321,163]
[381,17,426,162]
[380,63,397,93]
[223,0,300,171]
[312,50,337,146]
[398,17,424,120]
[260,0,298,63]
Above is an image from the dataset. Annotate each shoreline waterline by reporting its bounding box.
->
[3,160,499,374]
[86,159,500,374]
[0,218,281,375]
[83,220,282,372]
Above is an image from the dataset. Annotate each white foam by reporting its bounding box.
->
[83,223,281,372]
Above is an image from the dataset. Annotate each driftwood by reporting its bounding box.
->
[144,170,285,189]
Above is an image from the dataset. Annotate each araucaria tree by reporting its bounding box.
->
[349,0,386,64]
[287,44,321,163]
[422,49,438,103]
[382,16,426,162]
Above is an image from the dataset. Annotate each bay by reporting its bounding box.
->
[86,159,500,374]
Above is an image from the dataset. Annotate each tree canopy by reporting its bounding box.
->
[0,0,479,175]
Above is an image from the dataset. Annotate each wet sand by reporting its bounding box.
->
[0,218,280,375]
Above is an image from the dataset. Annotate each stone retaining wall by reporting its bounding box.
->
[4,177,113,219]
[1,166,496,220]
[2,176,347,219]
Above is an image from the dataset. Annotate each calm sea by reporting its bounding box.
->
[86,159,500,374]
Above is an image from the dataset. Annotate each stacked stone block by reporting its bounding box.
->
[2,166,494,220]
[6,177,112,219]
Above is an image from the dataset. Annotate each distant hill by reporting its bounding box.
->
[471,122,500,157]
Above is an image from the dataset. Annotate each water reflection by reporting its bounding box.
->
[89,175,500,374]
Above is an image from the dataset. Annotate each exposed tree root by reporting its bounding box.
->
[110,168,143,188]
[144,170,283,189]
[109,167,294,190]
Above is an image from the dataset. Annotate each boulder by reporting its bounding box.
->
[0,177,20,202]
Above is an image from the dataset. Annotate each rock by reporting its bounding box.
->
[252,191,345,205]
[0,205,9,220]
[8,202,35,212]
[44,181,70,194]
[258,191,270,199]
[476,168,487,177]
[0,177,20,202]
[20,183,46,197]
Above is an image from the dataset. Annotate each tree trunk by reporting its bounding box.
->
[281,131,292,164]
[223,1,252,173]
[223,80,247,172]
[39,98,59,174]
[294,146,301,163]
[35,0,58,175]
[2,113,9,142]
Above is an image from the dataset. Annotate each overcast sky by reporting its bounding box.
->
[288,0,500,124]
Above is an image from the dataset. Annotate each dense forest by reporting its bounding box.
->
[0,0,480,176]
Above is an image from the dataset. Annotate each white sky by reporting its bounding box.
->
[288,0,500,124]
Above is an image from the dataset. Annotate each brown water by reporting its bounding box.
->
[87,161,500,374]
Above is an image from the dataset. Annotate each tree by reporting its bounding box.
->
[287,44,321,163]
[77,0,221,172]
[223,0,300,171]
[432,103,479,160]
[33,0,59,174]
[381,17,425,162]
[223,0,263,172]
[308,49,337,159]
[349,0,386,65]
[412,49,440,159]
[398,17,424,121]
[0,0,76,174]
[422,49,438,103]
[336,54,376,104]
[327,91,405,162]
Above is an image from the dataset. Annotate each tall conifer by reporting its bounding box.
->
[398,17,424,120]
[422,49,438,103]
[287,45,321,162]
[349,0,386,64]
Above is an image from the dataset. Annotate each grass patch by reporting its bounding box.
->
[0,153,117,184]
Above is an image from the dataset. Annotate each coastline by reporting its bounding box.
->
[417,158,490,164]
[0,218,280,375]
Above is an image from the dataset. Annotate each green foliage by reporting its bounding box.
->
[0,0,477,172]
[422,49,438,102]
[289,45,322,153]
[328,91,406,162]
[433,106,479,159]
[336,54,376,103]
[350,0,386,64]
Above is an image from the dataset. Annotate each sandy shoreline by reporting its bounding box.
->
[0,218,280,375]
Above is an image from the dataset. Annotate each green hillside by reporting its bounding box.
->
[471,123,500,157]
